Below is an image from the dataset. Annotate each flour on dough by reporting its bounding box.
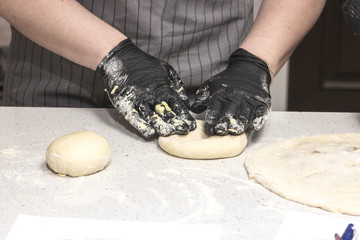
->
[158,120,247,159]
[46,131,111,177]
[245,133,360,215]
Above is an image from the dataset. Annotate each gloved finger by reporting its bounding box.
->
[237,105,252,132]
[106,87,156,138]
[191,81,211,113]
[150,116,177,136]
[164,96,197,131]
[213,103,236,135]
[137,100,178,136]
[163,63,190,107]
[251,105,270,131]
[137,94,192,136]
[120,105,156,138]
[154,100,191,135]
[214,118,228,135]
[228,117,246,135]
[150,115,178,136]
[204,96,223,135]
[215,103,245,135]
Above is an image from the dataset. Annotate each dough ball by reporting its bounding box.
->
[158,120,247,159]
[46,131,111,177]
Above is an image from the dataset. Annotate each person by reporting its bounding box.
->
[0,0,326,138]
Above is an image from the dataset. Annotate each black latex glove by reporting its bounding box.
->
[191,48,271,135]
[96,39,196,138]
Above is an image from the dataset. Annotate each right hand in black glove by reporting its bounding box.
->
[96,39,196,138]
[191,48,272,136]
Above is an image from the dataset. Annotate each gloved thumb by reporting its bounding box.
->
[190,81,211,113]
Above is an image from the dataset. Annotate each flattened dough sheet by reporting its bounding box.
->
[245,133,360,215]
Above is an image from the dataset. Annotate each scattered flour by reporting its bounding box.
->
[0,146,19,156]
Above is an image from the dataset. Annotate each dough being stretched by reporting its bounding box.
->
[158,120,247,159]
[46,131,111,177]
[245,133,360,215]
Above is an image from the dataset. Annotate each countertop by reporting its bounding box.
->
[1,107,360,239]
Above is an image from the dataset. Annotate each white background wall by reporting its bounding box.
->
[0,2,289,110]
[0,17,10,47]
[254,0,289,111]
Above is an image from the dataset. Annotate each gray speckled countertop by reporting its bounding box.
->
[1,107,360,239]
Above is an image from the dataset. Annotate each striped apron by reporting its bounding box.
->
[3,0,253,107]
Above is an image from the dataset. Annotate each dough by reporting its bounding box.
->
[46,131,111,177]
[158,120,247,159]
[245,133,360,215]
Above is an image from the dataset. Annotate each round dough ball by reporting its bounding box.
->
[46,131,111,177]
[158,120,247,159]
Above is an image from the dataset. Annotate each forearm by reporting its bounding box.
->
[0,0,126,70]
[240,0,326,76]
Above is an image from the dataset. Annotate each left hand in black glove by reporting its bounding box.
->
[191,48,272,135]
[96,39,196,138]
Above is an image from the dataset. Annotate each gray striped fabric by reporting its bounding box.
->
[3,0,253,107]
